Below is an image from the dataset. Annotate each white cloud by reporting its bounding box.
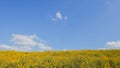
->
[105,41,120,49]
[16,46,32,51]
[0,44,32,51]
[56,11,62,20]
[98,48,106,50]
[11,34,37,46]
[37,43,52,50]
[0,34,52,51]
[0,44,16,50]
[51,11,68,22]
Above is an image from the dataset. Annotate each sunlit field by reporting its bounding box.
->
[0,50,120,68]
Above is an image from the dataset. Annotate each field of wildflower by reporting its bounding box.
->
[0,50,120,68]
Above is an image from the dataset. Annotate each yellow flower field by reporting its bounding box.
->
[0,50,120,68]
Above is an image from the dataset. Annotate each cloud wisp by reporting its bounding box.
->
[0,34,52,51]
[56,11,62,20]
[52,11,68,22]
[64,16,68,21]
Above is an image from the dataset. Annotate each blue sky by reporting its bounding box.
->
[0,0,120,51]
